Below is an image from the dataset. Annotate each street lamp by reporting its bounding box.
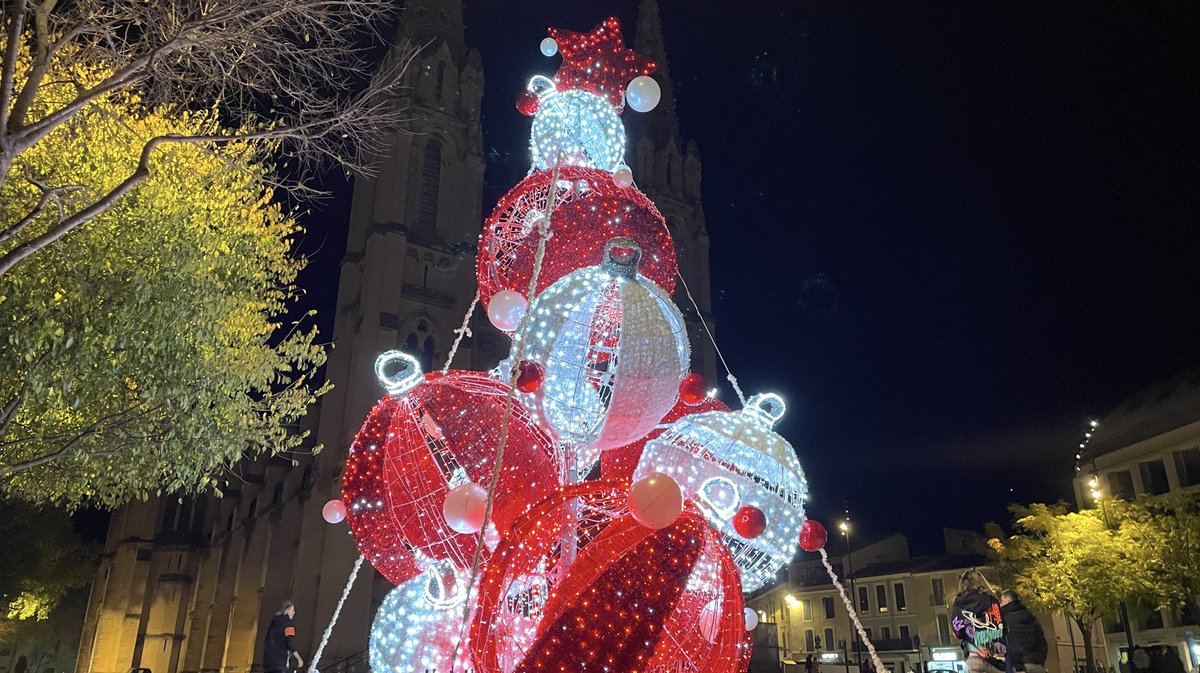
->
[1089,474,1135,654]
[841,516,862,672]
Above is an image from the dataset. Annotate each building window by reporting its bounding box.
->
[824,628,835,652]
[823,596,835,619]
[882,626,892,640]
[858,586,870,613]
[1140,459,1170,495]
[899,625,910,641]
[434,61,446,102]
[937,614,951,646]
[1173,448,1200,487]
[803,598,813,622]
[805,629,816,652]
[876,585,889,613]
[418,139,442,232]
[931,577,946,605]
[1108,470,1137,500]
[894,582,907,611]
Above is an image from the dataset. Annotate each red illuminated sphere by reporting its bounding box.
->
[601,395,730,486]
[679,372,708,405]
[343,371,560,579]
[476,166,677,310]
[515,90,540,116]
[515,360,544,393]
[733,505,767,539]
[799,519,829,552]
[340,396,422,585]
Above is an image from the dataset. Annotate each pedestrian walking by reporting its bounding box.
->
[263,599,304,673]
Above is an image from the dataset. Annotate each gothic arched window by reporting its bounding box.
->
[434,62,446,102]
[418,139,442,232]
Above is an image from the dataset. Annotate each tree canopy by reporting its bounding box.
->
[0,51,327,506]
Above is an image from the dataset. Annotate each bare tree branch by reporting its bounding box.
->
[0,402,159,479]
[0,178,84,244]
[0,0,29,133]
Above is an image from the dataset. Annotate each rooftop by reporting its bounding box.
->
[1084,366,1200,461]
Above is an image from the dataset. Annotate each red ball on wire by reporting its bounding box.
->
[799,519,829,552]
[515,89,540,116]
[679,372,709,405]
[515,360,544,393]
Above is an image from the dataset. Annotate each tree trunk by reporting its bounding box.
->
[1075,617,1097,673]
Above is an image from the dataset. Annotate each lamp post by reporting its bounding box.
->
[840,517,862,672]
[1089,474,1136,655]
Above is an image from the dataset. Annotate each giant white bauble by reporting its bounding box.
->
[530,89,625,172]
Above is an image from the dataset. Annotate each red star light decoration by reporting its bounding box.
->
[548,17,657,110]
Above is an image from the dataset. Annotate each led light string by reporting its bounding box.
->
[442,290,481,374]
[658,214,748,406]
[308,554,365,673]
[818,547,886,673]
[450,158,564,665]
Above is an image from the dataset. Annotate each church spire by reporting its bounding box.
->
[399,0,467,65]
[634,0,680,147]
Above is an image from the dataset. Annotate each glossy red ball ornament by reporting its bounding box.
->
[799,519,829,552]
[733,505,767,539]
[515,360,544,393]
[515,89,540,116]
[476,166,677,310]
[679,372,708,405]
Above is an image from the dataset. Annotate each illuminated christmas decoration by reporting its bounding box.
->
[477,165,677,311]
[547,17,656,110]
[515,238,690,460]
[343,352,559,574]
[632,392,810,592]
[600,394,730,486]
[369,563,476,673]
[530,86,626,171]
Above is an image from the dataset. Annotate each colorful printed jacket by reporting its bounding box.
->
[950,588,1007,671]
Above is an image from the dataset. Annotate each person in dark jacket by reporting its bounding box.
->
[950,569,1006,673]
[1000,590,1047,673]
[263,599,303,673]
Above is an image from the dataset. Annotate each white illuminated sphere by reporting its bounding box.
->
[442,482,488,535]
[530,89,626,172]
[744,607,759,631]
[625,75,662,113]
[370,570,475,673]
[698,598,722,644]
[540,37,558,57]
[613,164,634,189]
[487,289,528,332]
[517,238,690,456]
[632,392,809,592]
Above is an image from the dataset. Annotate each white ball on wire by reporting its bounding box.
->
[487,289,528,332]
[540,37,558,57]
[442,482,489,535]
[613,165,634,189]
[744,607,760,631]
[625,75,662,113]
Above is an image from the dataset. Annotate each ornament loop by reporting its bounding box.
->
[528,74,557,98]
[603,236,642,278]
[375,350,423,395]
[745,392,786,427]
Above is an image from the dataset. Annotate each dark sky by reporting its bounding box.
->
[302,1,1200,554]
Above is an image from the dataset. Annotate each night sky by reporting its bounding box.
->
[301,1,1200,553]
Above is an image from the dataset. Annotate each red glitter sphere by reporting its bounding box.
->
[679,372,709,405]
[515,90,540,116]
[799,519,829,552]
[343,371,560,578]
[600,395,730,486]
[476,166,677,310]
[732,505,767,539]
[515,360,544,393]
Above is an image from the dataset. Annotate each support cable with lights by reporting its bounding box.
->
[307,554,365,673]
[818,548,887,673]
[449,158,565,664]
[442,290,481,373]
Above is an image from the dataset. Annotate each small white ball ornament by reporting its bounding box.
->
[625,75,662,113]
[613,165,634,189]
[744,607,759,631]
[629,471,683,529]
[540,37,558,57]
[487,289,528,332]
[442,482,489,534]
[698,598,722,643]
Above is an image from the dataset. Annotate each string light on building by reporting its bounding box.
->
[1073,418,1100,473]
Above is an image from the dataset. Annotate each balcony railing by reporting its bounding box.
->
[854,637,916,652]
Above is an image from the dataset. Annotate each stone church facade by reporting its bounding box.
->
[74,2,715,671]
